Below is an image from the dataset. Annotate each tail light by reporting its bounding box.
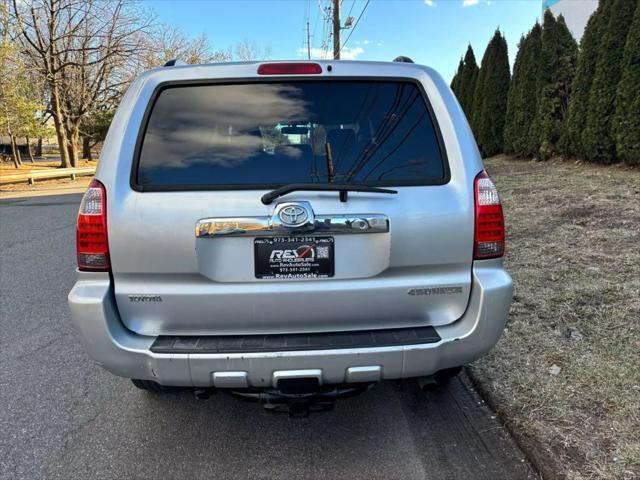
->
[257,62,322,75]
[76,179,110,271]
[474,170,505,259]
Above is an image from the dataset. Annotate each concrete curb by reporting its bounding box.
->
[466,367,557,480]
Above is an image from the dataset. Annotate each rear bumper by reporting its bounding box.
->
[67,260,512,387]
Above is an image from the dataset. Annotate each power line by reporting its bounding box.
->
[324,31,333,59]
[301,0,312,57]
[345,0,356,21]
[318,0,333,59]
[302,0,312,59]
[339,0,370,54]
[301,1,306,52]
[312,0,322,43]
[319,12,328,57]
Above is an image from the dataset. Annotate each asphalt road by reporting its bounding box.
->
[0,194,535,480]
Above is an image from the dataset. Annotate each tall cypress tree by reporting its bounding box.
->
[470,46,488,133]
[471,29,510,157]
[458,45,479,119]
[504,23,542,157]
[561,0,611,157]
[583,0,638,164]
[531,11,578,160]
[504,33,527,155]
[613,2,640,166]
[450,58,464,97]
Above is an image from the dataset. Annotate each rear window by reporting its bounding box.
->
[135,80,447,189]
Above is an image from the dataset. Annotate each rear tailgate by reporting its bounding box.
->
[105,63,477,336]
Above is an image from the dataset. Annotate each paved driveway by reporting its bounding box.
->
[0,194,534,480]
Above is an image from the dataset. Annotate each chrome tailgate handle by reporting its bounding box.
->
[196,213,389,237]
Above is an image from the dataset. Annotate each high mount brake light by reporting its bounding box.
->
[76,179,110,271]
[474,170,505,259]
[257,63,323,75]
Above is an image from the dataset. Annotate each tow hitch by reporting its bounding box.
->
[226,382,373,417]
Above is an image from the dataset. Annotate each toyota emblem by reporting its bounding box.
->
[279,205,308,226]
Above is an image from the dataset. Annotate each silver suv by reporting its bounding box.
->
[68,60,511,403]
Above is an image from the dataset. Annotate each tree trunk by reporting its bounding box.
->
[9,135,20,169]
[35,137,43,157]
[52,114,71,168]
[66,138,78,167]
[25,137,36,163]
[64,120,81,167]
[50,86,71,168]
[16,140,23,165]
[2,99,20,167]
[82,136,92,161]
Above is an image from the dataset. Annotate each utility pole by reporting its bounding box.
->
[306,21,311,60]
[332,0,340,59]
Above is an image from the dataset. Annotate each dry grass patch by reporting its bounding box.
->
[469,156,639,479]
[0,158,97,195]
[0,158,97,176]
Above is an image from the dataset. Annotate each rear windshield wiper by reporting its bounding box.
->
[261,183,398,205]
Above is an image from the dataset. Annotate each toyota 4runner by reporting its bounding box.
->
[68,60,512,406]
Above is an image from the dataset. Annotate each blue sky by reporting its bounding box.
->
[146,0,543,81]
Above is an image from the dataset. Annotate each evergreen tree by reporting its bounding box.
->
[583,0,637,163]
[613,2,640,166]
[458,45,479,120]
[531,11,578,160]
[561,0,611,157]
[504,34,527,155]
[471,29,510,157]
[504,23,542,156]
[450,58,464,97]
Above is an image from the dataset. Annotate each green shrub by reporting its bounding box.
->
[562,0,611,157]
[504,23,542,157]
[471,30,510,157]
[583,0,637,164]
[458,45,479,121]
[613,2,640,166]
[530,11,578,160]
[450,58,463,96]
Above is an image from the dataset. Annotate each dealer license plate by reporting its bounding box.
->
[254,236,334,279]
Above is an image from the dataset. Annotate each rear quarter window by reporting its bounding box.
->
[134,80,448,190]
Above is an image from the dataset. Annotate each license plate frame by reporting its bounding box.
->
[254,236,335,279]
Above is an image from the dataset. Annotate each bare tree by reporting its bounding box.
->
[0,2,44,167]
[12,0,151,167]
[234,39,272,61]
[136,23,231,69]
[11,0,272,169]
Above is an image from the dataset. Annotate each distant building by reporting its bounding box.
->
[543,0,598,41]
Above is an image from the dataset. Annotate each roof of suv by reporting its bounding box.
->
[138,59,439,83]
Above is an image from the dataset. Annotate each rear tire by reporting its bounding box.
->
[131,379,173,393]
[434,366,462,384]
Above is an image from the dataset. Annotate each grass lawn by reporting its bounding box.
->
[470,156,639,479]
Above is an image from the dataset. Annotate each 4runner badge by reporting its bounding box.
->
[408,287,463,296]
[128,295,162,302]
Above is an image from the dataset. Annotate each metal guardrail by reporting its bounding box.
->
[0,167,96,185]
